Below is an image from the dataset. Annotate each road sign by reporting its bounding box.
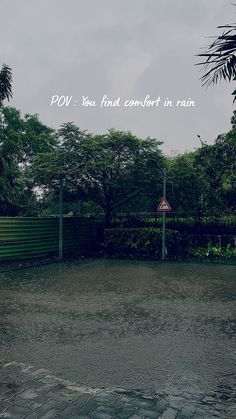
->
[157,197,172,212]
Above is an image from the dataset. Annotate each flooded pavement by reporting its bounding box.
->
[0,259,235,418]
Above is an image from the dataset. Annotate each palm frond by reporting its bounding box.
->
[0,64,13,106]
[197,24,236,87]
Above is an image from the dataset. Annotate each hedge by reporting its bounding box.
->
[103,227,236,260]
[103,227,184,259]
[110,215,236,235]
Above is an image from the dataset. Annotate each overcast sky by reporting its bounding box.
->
[1,0,235,153]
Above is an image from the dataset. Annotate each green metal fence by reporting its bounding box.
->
[0,217,97,260]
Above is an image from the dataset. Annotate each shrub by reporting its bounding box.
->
[111,214,236,235]
[190,244,236,259]
[103,227,184,259]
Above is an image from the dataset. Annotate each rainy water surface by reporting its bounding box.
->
[0,259,235,410]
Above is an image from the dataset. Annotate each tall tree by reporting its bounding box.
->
[168,152,202,215]
[32,124,165,225]
[194,111,236,214]
[0,107,56,215]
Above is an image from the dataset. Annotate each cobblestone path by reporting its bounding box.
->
[0,361,235,419]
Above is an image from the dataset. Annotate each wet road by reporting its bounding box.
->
[0,259,235,417]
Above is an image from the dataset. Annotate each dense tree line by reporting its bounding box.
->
[0,104,235,222]
[0,63,235,222]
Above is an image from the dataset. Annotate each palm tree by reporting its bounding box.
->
[0,64,12,108]
[197,22,236,99]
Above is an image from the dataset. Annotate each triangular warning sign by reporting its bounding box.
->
[157,197,172,212]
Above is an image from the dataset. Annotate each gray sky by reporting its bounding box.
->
[1,0,235,153]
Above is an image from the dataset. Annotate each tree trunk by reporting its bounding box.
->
[104,208,112,227]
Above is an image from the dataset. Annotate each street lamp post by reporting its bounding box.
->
[58,162,87,260]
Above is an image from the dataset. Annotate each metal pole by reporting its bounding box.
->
[162,168,167,260]
[59,176,63,260]
[58,163,86,260]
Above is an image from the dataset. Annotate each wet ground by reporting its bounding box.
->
[0,259,235,418]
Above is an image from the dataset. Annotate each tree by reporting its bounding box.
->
[194,111,236,214]
[168,152,202,215]
[32,124,165,225]
[0,64,12,108]
[0,107,56,215]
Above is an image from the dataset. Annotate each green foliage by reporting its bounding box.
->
[166,111,236,215]
[168,152,202,213]
[102,227,236,260]
[190,244,236,260]
[197,10,236,102]
[0,107,56,215]
[103,227,183,259]
[0,65,235,231]
[194,116,236,213]
[0,64,12,107]
[166,217,236,235]
[32,125,165,224]
[112,215,236,235]
[198,23,236,87]
[0,107,56,163]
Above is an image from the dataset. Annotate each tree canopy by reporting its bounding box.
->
[0,107,56,215]
[32,123,165,224]
[0,64,235,221]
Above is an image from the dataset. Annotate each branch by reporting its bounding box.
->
[111,189,143,211]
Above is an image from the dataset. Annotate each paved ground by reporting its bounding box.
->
[0,260,236,418]
[0,361,235,419]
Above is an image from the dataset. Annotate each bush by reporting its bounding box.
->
[111,214,236,235]
[103,227,184,259]
[166,218,236,235]
[190,244,236,259]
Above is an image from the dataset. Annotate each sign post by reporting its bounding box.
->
[162,169,167,260]
[157,170,172,260]
[59,176,63,260]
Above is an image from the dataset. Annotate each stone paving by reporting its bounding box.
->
[0,361,235,419]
